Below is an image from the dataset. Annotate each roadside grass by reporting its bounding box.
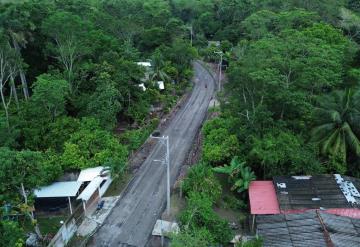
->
[103,172,132,197]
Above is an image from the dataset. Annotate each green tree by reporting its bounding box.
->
[227,23,354,131]
[0,30,19,127]
[202,117,240,165]
[85,72,122,130]
[339,7,360,40]
[150,50,171,82]
[250,129,324,177]
[60,118,128,174]
[30,74,68,121]
[310,89,360,162]
[42,11,92,93]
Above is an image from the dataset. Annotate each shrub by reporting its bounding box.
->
[179,192,232,244]
[182,163,222,202]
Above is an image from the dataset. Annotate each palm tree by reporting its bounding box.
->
[150,50,170,83]
[310,89,360,161]
[213,157,256,193]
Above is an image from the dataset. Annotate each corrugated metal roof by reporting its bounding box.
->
[273,175,360,210]
[257,211,360,247]
[77,166,105,182]
[249,181,280,214]
[323,208,360,219]
[34,181,82,198]
[77,177,104,201]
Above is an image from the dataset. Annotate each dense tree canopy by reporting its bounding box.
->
[2,0,360,245]
[0,0,196,244]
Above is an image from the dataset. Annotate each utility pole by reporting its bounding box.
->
[187,24,193,46]
[214,51,223,91]
[190,25,193,47]
[150,132,171,216]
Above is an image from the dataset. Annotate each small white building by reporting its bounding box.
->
[34,166,112,215]
[136,61,152,67]
[76,166,112,214]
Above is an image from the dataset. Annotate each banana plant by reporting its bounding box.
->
[213,157,256,193]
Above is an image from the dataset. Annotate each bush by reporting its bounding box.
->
[202,117,240,165]
[179,192,232,244]
[182,163,222,202]
[222,194,247,210]
[236,237,263,247]
[170,228,214,247]
[0,221,24,247]
[119,118,159,152]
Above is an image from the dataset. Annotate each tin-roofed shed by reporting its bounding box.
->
[34,181,82,214]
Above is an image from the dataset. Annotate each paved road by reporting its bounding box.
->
[88,61,215,247]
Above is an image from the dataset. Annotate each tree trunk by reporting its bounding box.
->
[12,38,29,100]
[0,83,9,128]
[10,74,19,109]
[21,183,43,239]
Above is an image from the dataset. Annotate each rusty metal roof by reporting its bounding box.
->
[257,211,360,247]
[273,175,360,210]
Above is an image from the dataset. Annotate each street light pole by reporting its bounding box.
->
[150,134,171,216]
[165,136,170,216]
[214,51,223,91]
[187,24,193,47]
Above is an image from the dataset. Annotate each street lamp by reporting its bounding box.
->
[214,51,223,91]
[150,131,171,216]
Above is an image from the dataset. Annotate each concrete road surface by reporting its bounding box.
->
[87,61,215,247]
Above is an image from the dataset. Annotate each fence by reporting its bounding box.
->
[47,204,84,247]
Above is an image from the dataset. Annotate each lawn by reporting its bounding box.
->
[23,215,66,236]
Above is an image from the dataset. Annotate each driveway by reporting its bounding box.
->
[87,61,216,247]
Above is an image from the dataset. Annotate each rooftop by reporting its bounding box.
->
[77,166,106,182]
[249,181,280,214]
[136,62,151,67]
[77,176,104,201]
[274,175,360,210]
[34,181,82,198]
[257,211,360,247]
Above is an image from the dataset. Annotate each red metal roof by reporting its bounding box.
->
[249,181,280,214]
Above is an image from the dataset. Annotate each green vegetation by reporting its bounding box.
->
[196,0,360,179]
[172,0,360,245]
[213,157,256,194]
[182,162,222,202]
[2,0,360,246]
[0,0,196,245]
